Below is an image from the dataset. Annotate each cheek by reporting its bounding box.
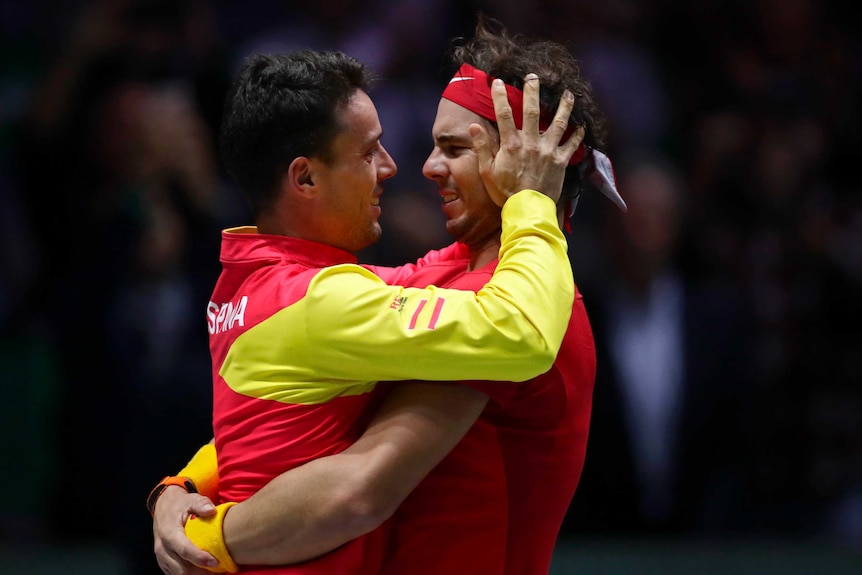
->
[358,161,377,188]
[333,167,371,205]
[452,157,484,189]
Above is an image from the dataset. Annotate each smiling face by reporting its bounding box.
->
[312,89,398,252]
[422,98,503,255]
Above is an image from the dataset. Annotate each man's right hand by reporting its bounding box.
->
[153,486,220,575]
[471,74,584,206]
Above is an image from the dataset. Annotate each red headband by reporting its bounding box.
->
[441,63,628,228]
[441,63,586,165]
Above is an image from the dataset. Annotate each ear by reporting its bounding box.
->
[285,156,317,197]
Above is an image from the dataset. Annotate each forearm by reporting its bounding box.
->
[291,192,573,386]
[224,452,382,565]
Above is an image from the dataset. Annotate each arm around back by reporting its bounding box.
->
[217,382,490,565]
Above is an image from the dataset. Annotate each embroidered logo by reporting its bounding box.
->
[389,295,408,312]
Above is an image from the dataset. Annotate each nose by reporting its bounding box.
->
[422,147,445,182]
[378,144,397,180]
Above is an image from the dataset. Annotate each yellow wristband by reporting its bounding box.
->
[184,502,239,573]
[178,442,219,501]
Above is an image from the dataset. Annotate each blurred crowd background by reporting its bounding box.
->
[0,0,860,573]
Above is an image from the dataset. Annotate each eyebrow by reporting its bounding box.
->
[434,132,472,145]
[362,128,384,149]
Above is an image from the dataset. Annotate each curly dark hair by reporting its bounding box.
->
[449,16,608,205]
[219,51,372,218]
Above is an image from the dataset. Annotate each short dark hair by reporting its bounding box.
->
[219,51,372,217]
[449,16,608,206]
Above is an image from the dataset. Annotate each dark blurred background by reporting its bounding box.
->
[1,0,860,573]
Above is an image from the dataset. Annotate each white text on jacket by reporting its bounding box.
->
[207,296,248,334]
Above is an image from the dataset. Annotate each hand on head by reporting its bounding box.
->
[470,74,584,206]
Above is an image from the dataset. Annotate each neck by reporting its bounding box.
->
[256,213,288,236]
[465,209,564,270]
[467,237,502,272]
[256,203,312,241]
